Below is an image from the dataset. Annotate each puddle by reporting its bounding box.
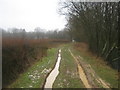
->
[69,49,92,88]
[44,49,61,89]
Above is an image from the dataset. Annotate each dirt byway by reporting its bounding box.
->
[69,49,111,88]
[44,48,111,89]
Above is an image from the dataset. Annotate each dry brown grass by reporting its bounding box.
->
[74,42,107,65]
[2,38,69,48]
[2,38,69,87]
[2,38,49,87]
[74,42,89,52]
[2,38,49,47]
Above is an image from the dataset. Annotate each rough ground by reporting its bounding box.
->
[9,44,117,88]
[46,47,112,89]
[69,49,111,88]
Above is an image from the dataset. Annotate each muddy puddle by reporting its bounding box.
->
[44,49,61,89]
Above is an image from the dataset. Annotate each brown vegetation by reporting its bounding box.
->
[2,37,69,87]
[74,42,113,67]
[2,38,49,87]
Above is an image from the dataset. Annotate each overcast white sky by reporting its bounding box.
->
[0,0,66,32]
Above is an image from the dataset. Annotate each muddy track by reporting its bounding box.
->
[69,49,111,89]
[69,49,92,88]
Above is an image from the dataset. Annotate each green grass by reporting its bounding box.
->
[53,45,84,88]
[71,44,118,88]
[8,43,118,88]
[8,48,58,88]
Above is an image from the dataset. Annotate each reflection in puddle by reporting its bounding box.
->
[44,49,61,89]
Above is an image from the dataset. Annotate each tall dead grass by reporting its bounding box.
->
[2,38,69,87]
[2,38,49,87]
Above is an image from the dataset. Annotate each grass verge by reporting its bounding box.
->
[8,48,58,88]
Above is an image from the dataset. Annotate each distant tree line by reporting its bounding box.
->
[1,27,70,40]
[59,1,119,69]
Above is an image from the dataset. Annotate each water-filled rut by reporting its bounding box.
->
[44,49,61,89]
